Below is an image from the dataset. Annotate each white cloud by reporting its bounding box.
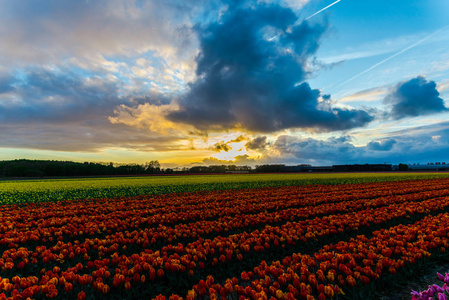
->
[0,0,198,68]
[109,102,192,135]
[338,86,388,103]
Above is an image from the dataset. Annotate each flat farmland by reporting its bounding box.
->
[1,173,449,299]
[2,172,449,204]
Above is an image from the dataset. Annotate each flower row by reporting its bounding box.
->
[1,179,447,253]
[182,212,449,299]
[1,193,449,298]
[1,179,444,240]
[3,185,448,274]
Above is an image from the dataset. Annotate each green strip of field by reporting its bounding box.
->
[1,172,449,205]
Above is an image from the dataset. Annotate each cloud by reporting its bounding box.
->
[0,0,201,67]
[0,122,187,153]
[272,135,360,165]
[166,1,373,133]
[230,135,247,143]
[210,135,247,152]
[439,80,449,93]
[267,121,449,165]
[0,68,123,123]
[0,67,189,152]
[338,86,388,103]
[0,69,15,94]
[0,0,371,158]
[212,142,231,152]
[366,139,396,151]
[384,76,448,119]
[109,102,191,135]
[246,136,268,150]
[200,154,256,165]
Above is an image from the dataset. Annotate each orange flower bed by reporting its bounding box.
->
[201,212,449,300]
[1,178,449,299]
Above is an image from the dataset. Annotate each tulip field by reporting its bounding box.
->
[2,174,449,299]
[2,172,449,205]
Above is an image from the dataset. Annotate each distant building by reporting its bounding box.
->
[305,166,333,172]
[281,165,333,172]
[280,165,303,172]
[332,164,392,172]
[404,163,449,171]
[280,164,392,173]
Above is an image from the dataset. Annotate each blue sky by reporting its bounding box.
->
[0,0,448,166]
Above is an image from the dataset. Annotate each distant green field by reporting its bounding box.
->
[1,172,449,205]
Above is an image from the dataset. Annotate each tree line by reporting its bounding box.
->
[0,159,402,178]
[0,160,292,178]
[0,159,162,178]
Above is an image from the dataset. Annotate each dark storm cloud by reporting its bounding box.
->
[246,136,268,150]
[384,76,448,119]
[366,139,396,151]
[167,1,373,132]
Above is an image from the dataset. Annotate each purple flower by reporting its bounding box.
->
[438,293,448,300]
[432,284,445,293]
[411,290,421,299]
[411,272,449,300]
[439,272,449,284]
[427,285,436,297]
[419,290,430,299]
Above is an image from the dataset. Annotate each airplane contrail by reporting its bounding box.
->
[304,0,342,21]
[267,0,343,41]
[335,25,449,89]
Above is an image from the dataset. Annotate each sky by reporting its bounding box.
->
[1,0,449,167]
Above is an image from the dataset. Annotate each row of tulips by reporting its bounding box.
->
[182,212,449,300]
[1,179,448,256]
[1,179,449,299]
[1,179,446,243]
[6,189,449,280]
[3,180,448,274]
[1,185,449,298]
[1,182,448,277]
